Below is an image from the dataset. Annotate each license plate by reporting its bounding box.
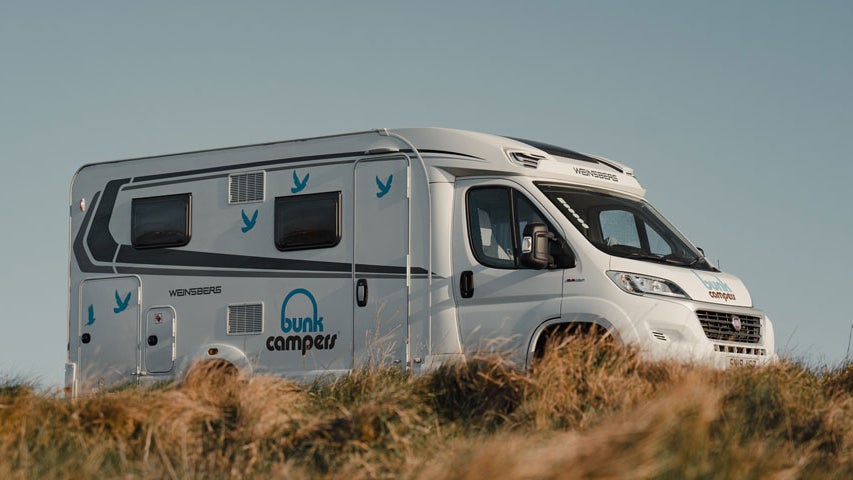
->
[728,356,759,367]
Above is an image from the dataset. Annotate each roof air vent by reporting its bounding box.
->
[509,152,543,169]
[229,171,265,204]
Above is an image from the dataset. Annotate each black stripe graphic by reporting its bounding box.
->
[87,178,130,262]
[75,143,457,277]
[73,191,112,273]
[79,178,430,277]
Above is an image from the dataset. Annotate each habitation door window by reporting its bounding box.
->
[131,193,192,249]
[275,191,341,251]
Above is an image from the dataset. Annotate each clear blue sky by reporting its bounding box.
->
[2,1,852,387]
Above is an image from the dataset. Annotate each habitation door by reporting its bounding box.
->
[353,156,410,367]
[78,276,141,389]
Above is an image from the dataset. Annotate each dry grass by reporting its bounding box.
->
[1,340,852,479]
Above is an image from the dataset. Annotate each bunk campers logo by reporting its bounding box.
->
[266,288,338,355]
[693,272,737,302]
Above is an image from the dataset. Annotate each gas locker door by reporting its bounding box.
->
[78,276,141,390]
[354,156,410,367]
[144,306,176,374]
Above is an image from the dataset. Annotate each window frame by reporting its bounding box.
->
[274,191,342,252]
[131,193,192,249]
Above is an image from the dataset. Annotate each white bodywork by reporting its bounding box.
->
[66,128,774,396]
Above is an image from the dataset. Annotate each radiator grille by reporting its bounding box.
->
[697,310,761,344]
[229,171,265,204]
[227,303,263,335]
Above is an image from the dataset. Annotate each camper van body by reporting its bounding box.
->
[66,128,774,396]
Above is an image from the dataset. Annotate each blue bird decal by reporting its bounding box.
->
[241,209,258,233]
[291,170,309,193]
[376,174,393,198]
[86,304,96,326]
[114,290,131,314]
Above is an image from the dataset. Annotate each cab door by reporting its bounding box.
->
[451,180,565,365]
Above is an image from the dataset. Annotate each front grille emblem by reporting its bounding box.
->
[731,315,742,332]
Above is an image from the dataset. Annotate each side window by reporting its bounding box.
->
[131,193,192,249]
[467,187,560,269]
[467,188,515,268]
[275,191,341,251]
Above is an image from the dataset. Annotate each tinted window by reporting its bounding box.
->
[131,193,192,249]
[275,192,341,251]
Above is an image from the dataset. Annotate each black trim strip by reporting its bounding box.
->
[73,191,112,273]
[418,149,482,160]
[355,264,429,275]
[123,151,481,194]
[134,151,363,183]
[114,266,433,279]
[265,158,372,174]
[115,267,350,278]
[117,246,351,271]
[114,246,430,275]
[130,148,481,185]
[123,173,229,191]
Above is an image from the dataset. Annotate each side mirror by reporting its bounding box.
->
[520,223,554,269]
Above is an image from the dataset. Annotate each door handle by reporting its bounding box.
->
[356,278,368,307]
[460,270,474,298]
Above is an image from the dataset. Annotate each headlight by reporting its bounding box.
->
[607,271,690,299]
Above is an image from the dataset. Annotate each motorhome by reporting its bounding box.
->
[65,128,774,396]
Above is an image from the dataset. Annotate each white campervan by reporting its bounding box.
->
[66,128,774,396]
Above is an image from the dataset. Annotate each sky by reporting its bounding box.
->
[1,1,852,388]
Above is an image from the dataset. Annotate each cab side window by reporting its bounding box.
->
[467,187,560,269]
[468,188,515,268]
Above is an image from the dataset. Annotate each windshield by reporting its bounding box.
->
[537,184,714,271]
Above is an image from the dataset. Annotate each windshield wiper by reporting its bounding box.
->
[605,247,691,266]
[629,252,688,266]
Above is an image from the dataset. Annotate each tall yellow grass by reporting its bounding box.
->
[1,338,851,479]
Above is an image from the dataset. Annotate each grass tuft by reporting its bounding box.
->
[2,343,852,478]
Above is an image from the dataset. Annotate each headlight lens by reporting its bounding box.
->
[607,271,690,299]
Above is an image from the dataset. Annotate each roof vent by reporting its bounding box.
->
[227,303,263,335]
[229,171,265,204]
[509,152,543,169]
